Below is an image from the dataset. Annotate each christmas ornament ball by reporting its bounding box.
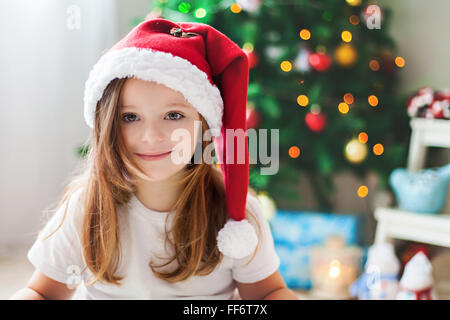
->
[246,50,259,69]
[305,111,327,132]
[309,52,332,72]
[345,138,368,163]
[335,44,357,67]
[246,107,261,128]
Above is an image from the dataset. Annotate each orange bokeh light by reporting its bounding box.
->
[368,95,379,107]
[369,60,380,71]
[358,132,368,144]
[395,56,405,68]
[358,185,369,198]
[344,93,354,104]
[349,15,360,25]
[338,102,349,114]
[289,146,301,158]
[230,3,242,13]
[373,143,384,155]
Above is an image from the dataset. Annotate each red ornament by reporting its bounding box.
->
[380,59,395,74]
[379,51,395,74]
[309,53,331,72]
[305,111,327,132]
[246,108,261,128]
[245,51,259,69]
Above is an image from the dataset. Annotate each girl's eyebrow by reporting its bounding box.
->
[165,102,190,108]
[119,102,190,109]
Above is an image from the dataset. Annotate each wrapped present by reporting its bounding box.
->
[270,210,364,289]
[276,245,311,288]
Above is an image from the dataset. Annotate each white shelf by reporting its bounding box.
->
[374,117,450,248]
[374,207,450,248]
[407,118,450,171]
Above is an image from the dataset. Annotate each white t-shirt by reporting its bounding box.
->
[27,188,280,299]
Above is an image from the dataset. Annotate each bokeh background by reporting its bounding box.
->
[1,0,449,299]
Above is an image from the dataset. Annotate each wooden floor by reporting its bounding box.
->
[1,250,449,300]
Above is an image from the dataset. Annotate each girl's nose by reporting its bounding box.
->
[140,122,166,143]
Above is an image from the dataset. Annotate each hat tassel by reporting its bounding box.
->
[216,219,258,259]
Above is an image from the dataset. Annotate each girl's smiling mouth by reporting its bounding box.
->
[135,151,172,161]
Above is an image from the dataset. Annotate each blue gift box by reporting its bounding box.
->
[269,210,365,289]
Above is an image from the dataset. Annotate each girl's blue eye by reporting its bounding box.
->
[121,112,184,123]
[122,113,138,123]
[165,112,184,121]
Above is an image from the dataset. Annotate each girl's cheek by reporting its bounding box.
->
[122,126,139,146]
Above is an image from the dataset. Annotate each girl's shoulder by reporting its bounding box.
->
[49,187,86,229]
[246,188,261,209]
[245,190,263,222]
[247,187,258,198]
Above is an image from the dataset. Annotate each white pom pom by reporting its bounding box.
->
[217,219,258,259]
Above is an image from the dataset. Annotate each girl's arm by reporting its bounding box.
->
[236,269,299,300]
[9,269,77,300]
[9,287,46,300]
[261,287,299,300]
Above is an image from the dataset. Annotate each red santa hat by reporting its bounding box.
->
[83,18,257,259]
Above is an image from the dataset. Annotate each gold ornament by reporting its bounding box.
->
[346,0,362,6]
[345,138,368,163]
[335,44,357,67]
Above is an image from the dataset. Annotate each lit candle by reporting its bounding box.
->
[310,236,362,299]
[329,259,341,279]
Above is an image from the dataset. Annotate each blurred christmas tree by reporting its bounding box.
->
[128,0,410,211]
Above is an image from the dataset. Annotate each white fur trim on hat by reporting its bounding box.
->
[83,47,223,135]
[217,219,258,259]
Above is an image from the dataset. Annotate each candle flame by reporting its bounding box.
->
[328,260,341,278]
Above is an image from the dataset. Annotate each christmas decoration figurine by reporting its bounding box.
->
[396,252,437,300]
[407,87,450,119]
[350,242,400,300]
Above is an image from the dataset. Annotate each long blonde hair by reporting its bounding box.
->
[41,77,261,286]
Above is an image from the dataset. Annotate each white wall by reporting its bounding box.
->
[0,0,118,255]
[379,0,450,95]
[116,0,151,38]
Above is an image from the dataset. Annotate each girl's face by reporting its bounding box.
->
[119,78,201,181]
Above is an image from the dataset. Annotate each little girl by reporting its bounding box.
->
[11,18,298,300]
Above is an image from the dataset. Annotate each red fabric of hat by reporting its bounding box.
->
[83,18,257,259]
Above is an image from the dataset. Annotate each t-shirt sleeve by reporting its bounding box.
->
[27,188,88,286]
[231,193,281,284]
